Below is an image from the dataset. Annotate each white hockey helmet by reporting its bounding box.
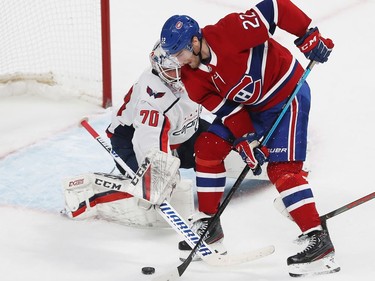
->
[150,40,183,91]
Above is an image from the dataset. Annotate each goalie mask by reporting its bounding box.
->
[150,40,183,92]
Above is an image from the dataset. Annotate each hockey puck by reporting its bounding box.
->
[141,266,155,275]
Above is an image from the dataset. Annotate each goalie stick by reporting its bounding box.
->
[158,61,317,281]
[79,118,274,266]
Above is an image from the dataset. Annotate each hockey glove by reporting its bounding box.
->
[233,133,269,176]
[294,27,334,63]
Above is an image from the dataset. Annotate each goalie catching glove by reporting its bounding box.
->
[234,133,269,176]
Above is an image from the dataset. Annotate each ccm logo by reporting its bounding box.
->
[131,157,151,186]
[301,35,317,51]
[94,178,121,191]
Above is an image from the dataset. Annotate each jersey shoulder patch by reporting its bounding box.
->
[136,70,178,112]
[146,85,166,99]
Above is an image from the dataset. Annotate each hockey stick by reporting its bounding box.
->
[260,60,316,145]
[320,191,375,229]
[163,61,317,280]
[80,118,272,266]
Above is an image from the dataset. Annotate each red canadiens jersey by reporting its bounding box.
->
[182,0,312,136]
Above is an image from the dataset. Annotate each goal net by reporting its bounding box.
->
[0,0,112,108]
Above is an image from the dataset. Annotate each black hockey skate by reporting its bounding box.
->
[287,229,340,277]
[178,212,226,261]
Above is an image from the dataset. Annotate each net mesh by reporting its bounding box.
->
[0,0,104,104]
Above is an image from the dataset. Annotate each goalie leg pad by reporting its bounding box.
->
[63,173,162,227]
[63,174,97,219]
[63,173,194,228]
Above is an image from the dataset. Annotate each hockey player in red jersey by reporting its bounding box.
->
[160,0,338,276]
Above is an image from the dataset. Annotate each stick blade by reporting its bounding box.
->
[152,268,180,281]
[204,245,275,266]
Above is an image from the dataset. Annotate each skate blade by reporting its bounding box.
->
[288,252,341,277]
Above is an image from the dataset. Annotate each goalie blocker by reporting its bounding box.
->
[62,150,194,227]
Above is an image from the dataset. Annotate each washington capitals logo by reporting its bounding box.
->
[147,86,165,99]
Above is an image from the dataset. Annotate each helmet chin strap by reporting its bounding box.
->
[192,37,203,61]
[192,37,211,64]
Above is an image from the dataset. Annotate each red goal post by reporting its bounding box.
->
[0,0,112,108]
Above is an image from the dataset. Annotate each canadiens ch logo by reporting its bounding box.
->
[175,21,183,29]
[147,86,165,99]
[226,75,262,104]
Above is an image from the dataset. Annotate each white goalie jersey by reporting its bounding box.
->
[63,67,202,227]
[107,67,201,165]
[63,42,205,228]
